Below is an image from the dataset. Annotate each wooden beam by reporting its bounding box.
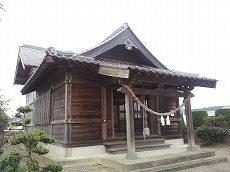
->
[101,78,120,86]
[133,88,186,97]
[111,90,115,138]
[156,95,161,136]
[64,67,72,143]
[149,95,156,135]
[101,86,107,140]
[125,90,138,160]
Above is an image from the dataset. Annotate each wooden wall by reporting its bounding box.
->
[159,96,181,138]
[70,67,103,143]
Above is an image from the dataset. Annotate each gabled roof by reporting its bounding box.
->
[14,45,73,85]
[13,45,46,85]
[79,23,168,70]
[18,45,46,68]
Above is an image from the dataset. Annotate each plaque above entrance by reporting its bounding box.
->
[98,66,130,78]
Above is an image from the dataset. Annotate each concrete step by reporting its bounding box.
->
[132,156,228,172]
[98,150,216,171]
[107,143,171,154]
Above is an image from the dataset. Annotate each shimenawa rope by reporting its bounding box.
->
[122,85,191,116]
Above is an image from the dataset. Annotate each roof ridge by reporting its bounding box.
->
[21,44,46,50]
[99,22,129,44]
[79,23,130,55]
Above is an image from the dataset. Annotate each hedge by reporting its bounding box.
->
[192,111,208,128]
[215,108,230,126]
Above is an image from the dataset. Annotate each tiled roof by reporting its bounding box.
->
[19,45,46,67]
[21,48,217,94]
[78,23,168,70]
[79,23,129,55]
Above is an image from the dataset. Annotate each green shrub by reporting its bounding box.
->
[215,108,230,126]
[41,163,63,172]
[192,111,208,128]
[26,158,39,172]
[196,126,228,144]
[204,116,227,127]
[32,145,49,155]
[0,152,22,172]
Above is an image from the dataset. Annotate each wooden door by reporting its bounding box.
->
[113,91,155,137]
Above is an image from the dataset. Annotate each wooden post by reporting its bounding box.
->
[185,91,199,151]
[64,67,72,143]
[149,96,156,135]
[176,98,182,136]
[111,90,115,138]
[125,91,138,160]
[156,95,161,136]
[101,86,107,140]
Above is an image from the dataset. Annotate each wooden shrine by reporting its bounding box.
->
[14,23,217,158]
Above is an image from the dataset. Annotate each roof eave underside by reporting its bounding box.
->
[21,55,217,95]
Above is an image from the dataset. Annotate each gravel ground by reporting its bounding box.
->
[1,143,230,172]
[1,144,120,172]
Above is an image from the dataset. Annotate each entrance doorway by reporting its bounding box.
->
[113,91,150,137]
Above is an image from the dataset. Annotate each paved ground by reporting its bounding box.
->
[2,143,230,172]
[179,144,230,172]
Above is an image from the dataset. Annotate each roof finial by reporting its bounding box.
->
[123,22,129,28]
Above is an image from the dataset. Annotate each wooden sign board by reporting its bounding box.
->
[98,66,130,78]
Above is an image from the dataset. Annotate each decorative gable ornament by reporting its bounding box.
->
[122,38,138,50]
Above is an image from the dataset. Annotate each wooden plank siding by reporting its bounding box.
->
[33,91,51,124]
[71,81,102,142]
[52,85,65,121]
[159,96,181,137]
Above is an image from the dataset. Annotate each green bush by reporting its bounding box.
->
[215,108,230,126]
[204,116,227,127]
[196,126,228,144]
[41,163,63,172]
[32,145,49,155]
[192,111,208,128]
[26,158,39,172]
[0,152,22,172]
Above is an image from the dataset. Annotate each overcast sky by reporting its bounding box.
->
[0,0,229,114]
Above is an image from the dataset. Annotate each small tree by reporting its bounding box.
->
[7,105,63,172]
[0,93,9,155]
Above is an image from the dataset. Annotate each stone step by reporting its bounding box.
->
[98,150,216,171]
[132,156,227,172]
[104,138,166,146]
[106,143,171,154]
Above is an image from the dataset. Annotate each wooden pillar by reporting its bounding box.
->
[149,96,156,135]
[176,98,182,136]
[101,86,107,140]
[185,91,199,151]
[111,90,115,138]
[156,95,161,136]
[64,67,72,143]
[125,91,138,160]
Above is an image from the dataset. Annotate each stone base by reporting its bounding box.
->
[126,152,138,160]
[165,139,184,146]
[40,143,106,158]
[187,145,200,152]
